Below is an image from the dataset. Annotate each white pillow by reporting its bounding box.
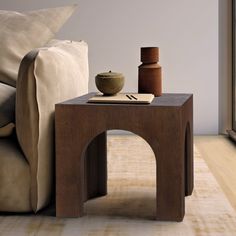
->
[0,5,77,87]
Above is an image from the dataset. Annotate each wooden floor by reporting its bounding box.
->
[195,135,236,211]
[0,135,236,235]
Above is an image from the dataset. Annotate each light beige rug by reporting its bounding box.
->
[0,135,236,236]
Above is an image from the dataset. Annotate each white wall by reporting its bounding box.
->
[0,0,219,134]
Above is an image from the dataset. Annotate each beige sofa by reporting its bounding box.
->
[0,39,89,212]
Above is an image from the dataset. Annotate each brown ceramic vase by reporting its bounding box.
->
[138,47,162,97]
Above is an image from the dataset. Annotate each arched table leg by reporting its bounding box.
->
[84,131,107,201]
[155,137,185,221]
[182,97,193,196]
[185,122,193,196]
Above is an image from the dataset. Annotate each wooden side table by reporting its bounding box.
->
[55,93,193,221]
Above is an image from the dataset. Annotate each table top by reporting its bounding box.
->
[58,92,193,107]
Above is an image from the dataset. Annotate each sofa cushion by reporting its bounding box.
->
[0,5,77,87]
[0,83,15,137]
[0,138,31,212]
[0,123,15,138]
[16,40,89,212]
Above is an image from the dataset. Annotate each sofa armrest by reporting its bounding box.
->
[16,40,89,212]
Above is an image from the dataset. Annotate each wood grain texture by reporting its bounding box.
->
[195,135,236,211]
[55,93,193,221]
